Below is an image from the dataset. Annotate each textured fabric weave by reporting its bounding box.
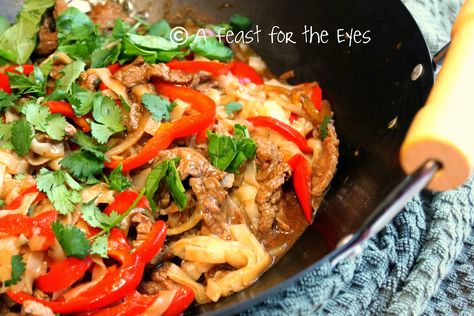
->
[243,1,471,315]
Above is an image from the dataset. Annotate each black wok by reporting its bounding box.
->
[153,0,436,314]
[0,0,446,314]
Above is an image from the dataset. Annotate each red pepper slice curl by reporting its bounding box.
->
[287,154,313,223]
[35,257,93,293]
[105,83,216,171]
[0,73,12,94]
[8,221,167,314]
[0,210,58,251]
[247,116,313,154]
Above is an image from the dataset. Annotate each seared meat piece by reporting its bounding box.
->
[254,137,291,233]
[157,148,226,181]
[190,177,229,238]
[88,2,134,30]
[311,124,339,206]
[35,20,57,56]
[79,70,99,91]
[156,148,242,238]
[114,57,193,88]
[54,0,68,17]
[130,212,153,248]
[128,102,143,131]
[140,263,180,295]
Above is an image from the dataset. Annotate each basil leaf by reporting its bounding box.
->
[91,45,121,68]
[166,160,187,211]
[0,0,55,63]
[230,14,252,31]
[190,37,233,62]
[148,20,171,38]
[56,7,95,42]
[126,34,178,51]
[145,161,169,212]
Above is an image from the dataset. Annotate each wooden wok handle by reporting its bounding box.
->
[400,0,474,191]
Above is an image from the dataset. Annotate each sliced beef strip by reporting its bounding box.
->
[35,20,58,56]
[130,212,153,248]
[114,57,194,88]
[156,148,243,239]
[88,1,135,30]
[139,262,181,295]
[254,137,292,233]
[311,124,339,207]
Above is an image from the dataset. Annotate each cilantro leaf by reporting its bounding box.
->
[225,102,243,116]
[0,0,55,63]
[112,18,132,39]
[56,7,99,61]
[109,164,132,192]
[22,102,67,140]
[68,84,97,117]
[90,234,109,258]
[145,160,169,212]
[0,122,13,149]
[230,14,252,31]
[190,37,233,62]
[45,114,67,140]
[56,7,95,42]
[3,255,25,287]
[91,45,121,68]
[51,221,91,259]
[49,61,86,100]
[36,168,82,214]
[7,65,48,96]
[11,119,33,157]
[320,115,331,140]
[141,93,176,122]
[207,124,256,172]
[72,131,108,159]
[91,95,125,144]
[80,200,121,230]
[0,91,18,112]
[60,149,105,182]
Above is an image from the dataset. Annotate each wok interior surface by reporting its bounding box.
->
[1,0,433,314]
[154,0,433,314]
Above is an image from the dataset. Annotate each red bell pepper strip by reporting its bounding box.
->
[35,257,93,293]
[230,62,264,85]
[107,64,121,75]
[5,64,35,75]
[287,154,313,223]
[0,73,12,94]
[46,101,91,132]
[88,286,195,316]
[8,221,167,314]
[0,210,58,250]
[108,228,132,253]
[247,116,313,154]
[167,60,232,76]
[87,291,159,316]
[311,85,323,111]
[5,185,46,210]
[105,83,216,171]
[103,190,150,215]
[162,286,195,316]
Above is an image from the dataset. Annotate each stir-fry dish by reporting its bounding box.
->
[0,1,339,315]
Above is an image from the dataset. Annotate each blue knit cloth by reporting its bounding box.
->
[243,1,472,315]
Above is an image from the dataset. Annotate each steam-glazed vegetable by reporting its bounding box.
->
[0,1,338,314]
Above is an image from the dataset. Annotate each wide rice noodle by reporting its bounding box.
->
[106,112,151,157]
[61,256,107,301]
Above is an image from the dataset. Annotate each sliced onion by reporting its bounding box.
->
[167,209,203,236]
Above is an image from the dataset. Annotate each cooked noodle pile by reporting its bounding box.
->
[0,1,338,315]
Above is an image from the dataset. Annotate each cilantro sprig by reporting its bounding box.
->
[3,255,26,287]
[90,95,126,144]
[36,168,82,215]
[141,93,177,122]
[22,102,67,141]
[207,124,256,172]
[51,222,91,259]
